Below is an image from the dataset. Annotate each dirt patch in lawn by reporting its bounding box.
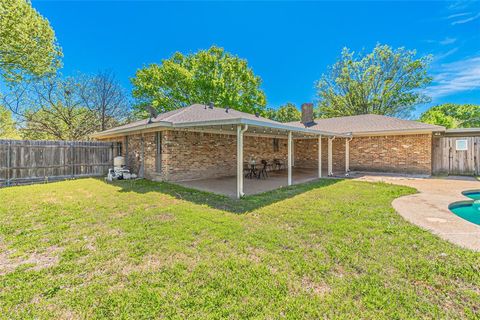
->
[0,242,62,275]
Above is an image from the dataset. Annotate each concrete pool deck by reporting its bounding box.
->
[353,173,480,251]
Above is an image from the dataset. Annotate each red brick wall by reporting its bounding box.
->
[294,138,346,172]
[97,131,433,180]
[161,130,236,181]
[349,134,432,174]
[100,133,158,179]
[294,134,432,174]
[161,131,289,181]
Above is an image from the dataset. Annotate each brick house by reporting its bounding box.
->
[92,103,444,198]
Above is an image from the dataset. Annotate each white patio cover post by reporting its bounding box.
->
[318,135,322,178]
[236,124,248,199]
[292,138,295,167]
[328,137,334,176]
[288,131,293,186]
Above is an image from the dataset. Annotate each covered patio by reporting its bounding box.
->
[172,116,351,198]
[176,167,347,197]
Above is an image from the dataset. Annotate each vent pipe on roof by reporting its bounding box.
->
[225,106,230,113]
[208,102,214,109]
[255,112,260,117]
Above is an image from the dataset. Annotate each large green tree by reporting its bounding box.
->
[316,44,432,118]
[266,103,301,122]
[419,103,480,129]
[131,46,266,116]
[0,105,20,139]
[0,0,61,83]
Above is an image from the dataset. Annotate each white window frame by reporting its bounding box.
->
[455,139,468,151]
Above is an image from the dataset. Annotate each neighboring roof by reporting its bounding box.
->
[92,104,345,138]
[287,114,445,136]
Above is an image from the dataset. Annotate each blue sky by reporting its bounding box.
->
[33,0,480,117]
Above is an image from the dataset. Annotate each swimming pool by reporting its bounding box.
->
[462,190,480,200]
[449,201,480,226]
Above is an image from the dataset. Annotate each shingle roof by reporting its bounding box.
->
[93,104,339,137]
[94,106,443,139]
[158,104,281,125]
[287,114,445,135]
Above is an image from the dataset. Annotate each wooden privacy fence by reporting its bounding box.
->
[0,140,114,187]
[432,136,480,176]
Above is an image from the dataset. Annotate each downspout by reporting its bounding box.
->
[318,135,322,178]
[140,133,145,178]
[345,136,353,176]
[328,136,336,176]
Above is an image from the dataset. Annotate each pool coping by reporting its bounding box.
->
[462,189,480,198]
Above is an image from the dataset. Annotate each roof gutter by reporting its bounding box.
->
[351,128,445,137]
[90,121,172,138]
[174,118,348,137]
[91,117,351,139]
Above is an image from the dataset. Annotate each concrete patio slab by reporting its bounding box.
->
[353,173,480,251]
[175,168,345,197]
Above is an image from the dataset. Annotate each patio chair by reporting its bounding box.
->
[244,162,258,179]
[273,159,283,171]
[243,162,251,178]
[258,160,269,179]
[262,159,274,172]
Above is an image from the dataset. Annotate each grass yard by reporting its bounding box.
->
[1,178,480,319]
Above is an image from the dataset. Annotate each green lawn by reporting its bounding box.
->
[1,178,479,319]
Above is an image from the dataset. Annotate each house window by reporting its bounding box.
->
[273,138,279,152]
[155,132,162,172]
[456,139,468,151]
[116,142,122,156]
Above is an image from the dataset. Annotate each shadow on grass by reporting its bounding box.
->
[110,178,341,214]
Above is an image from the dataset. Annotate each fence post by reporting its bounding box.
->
[71,142,75,178]
[6,141,11,186]
[475,140,478,176]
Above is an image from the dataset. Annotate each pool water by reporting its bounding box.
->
[463,190,480,200]
[450,202,480,226]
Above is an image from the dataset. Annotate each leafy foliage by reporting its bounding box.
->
[0,105,20,139]
[316,44,432,118]
[419,103,480,128]
[265,103,301,122]
[131,46,266,116]
[0,0,62,83]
